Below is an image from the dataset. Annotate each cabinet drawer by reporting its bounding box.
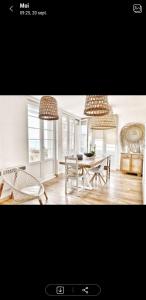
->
[121,154,131,159]
[132,154,143,159]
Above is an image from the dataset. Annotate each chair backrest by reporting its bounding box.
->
[90,160,105,174]
[2,168,44,199]
[100,161,106,173]
[2,168,40,187]
[65,156,79,177]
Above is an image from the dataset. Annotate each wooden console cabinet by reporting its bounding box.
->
[120,153,143,176]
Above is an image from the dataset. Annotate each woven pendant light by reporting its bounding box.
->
[90,114,117,130]
[92,127,115,130]
[39,96,59,120]
[84,95,110,116]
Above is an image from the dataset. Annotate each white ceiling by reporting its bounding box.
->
[34,95,146,118]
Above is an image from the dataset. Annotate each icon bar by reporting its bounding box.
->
[45,284,101,296]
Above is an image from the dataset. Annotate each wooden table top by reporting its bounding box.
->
[59,155,110,169]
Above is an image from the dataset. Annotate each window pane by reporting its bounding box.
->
[62,115,68,156]
[29,140,40,162]
[104,128,116,144]
[104,129,117,169]
[28,103,40,163]
[28,128,40,140]
[75,119,80,154]
[92,130,104,155]
[43,120,55,160]
[95,139,103,155]
[28,104,39,117]
[69,119,75,155]
[81,120,87,153]
[81,124,87,135]
[43,140,54,159]
[44,130,54,140]
[28,116,40,129]
[106,144,116,153]
[44,120,54,130]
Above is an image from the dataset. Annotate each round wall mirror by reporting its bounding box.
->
[120,123,144,153]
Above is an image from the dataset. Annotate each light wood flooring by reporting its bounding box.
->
[0,171,143,205]
[41,171,143,205]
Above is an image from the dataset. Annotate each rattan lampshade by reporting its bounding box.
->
[92,126,115,130]
[84,95,110,116]
[90,114,117,130]
[39,96,59,120]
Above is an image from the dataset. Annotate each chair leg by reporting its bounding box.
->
[0,183,4,197]
[44,190,48,203]
[90,173,96,184]
[93,174,97,187]
[98,174,102,185]
[94,174,97,187]
[99,174,106,185]
[82,176,85,190]
[65,178,68,195]
[38,197,43,205]
[10,191,14,200]
[76,177,79,192]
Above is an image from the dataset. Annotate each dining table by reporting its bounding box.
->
[59,155,111,190]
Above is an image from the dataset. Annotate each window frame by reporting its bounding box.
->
[92,127,118,169]
[80,118,88,153]
[27,101,41,164]
[27,99,57,165]
[61,110,80,159]
[42,120,56,162]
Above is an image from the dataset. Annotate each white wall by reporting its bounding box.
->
[0,96,56,181]
[0,96,28,169]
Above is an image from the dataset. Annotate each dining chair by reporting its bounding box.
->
[65,156,84,194]
[0,168,48,205]
[89,161,107,187]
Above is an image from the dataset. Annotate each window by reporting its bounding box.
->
[105,129,117,168]
[93,130,104,155]
[28,103,40,162]
[95,139,104,155]
[80,119,88,153]
[69,118,75,155]
[28,102,56,166]
[62,115,68,157]
[43,120,55,160]
[92,128,117,169]
[74,119,80,154]
[61,113,80,158]
[106,144,116,153]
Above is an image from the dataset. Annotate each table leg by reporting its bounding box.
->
[109,157,111,179]
[106,158,108,182]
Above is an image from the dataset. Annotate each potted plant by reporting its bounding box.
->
[84,145,96,159]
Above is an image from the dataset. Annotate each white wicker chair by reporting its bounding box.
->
[0,168,48,205]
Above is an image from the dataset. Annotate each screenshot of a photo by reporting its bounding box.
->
[7,1,144,17]
[0,95,146,205]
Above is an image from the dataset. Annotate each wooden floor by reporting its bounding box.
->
[1,171,143,205]
[32,171,143,205]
